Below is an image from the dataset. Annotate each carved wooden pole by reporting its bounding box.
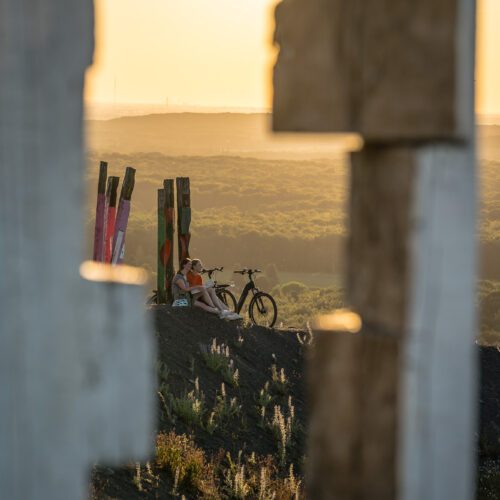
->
[92,161,107,261]
[176,177,191,267]
[112,166,136,265]
[274,0,477,499]
[157,189,166,304]
[104,176,119,264]
[164,179,175,303]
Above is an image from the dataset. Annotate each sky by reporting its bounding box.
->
[85,0,500,115]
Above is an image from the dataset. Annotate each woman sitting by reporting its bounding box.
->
[172,258,224,317]
[189,259,241,320]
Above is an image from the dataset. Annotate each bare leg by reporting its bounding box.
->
[193,300,219,314]
[207,288,228,311]
[192,290,217,309]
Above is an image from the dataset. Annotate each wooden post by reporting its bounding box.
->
[157,189,166,304]
[273,0,477,498]
[273,0,475,141]
[310,311,397,500]
[176,177,191,267]
[104,176,119,264]
[92,161,107,261]
[164,179,175,303]
[79,261,156,465]
[0,1,154,497]
[111,166,136,265]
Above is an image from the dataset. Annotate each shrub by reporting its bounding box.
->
[202,338,239,387]
[156,433,216,495]
[271,365,288,396]
[269,398,296,465]
[169,378,205,427]
[279,282,308,299]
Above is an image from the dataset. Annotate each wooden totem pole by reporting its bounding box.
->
[104,176,119,263]
[274,0,477,499]
[164,179,176,303]
[176,177,191,267]
[157,180,175,304]
[112,166,136,265]
[92,161,107,262]
[157,189,166,303]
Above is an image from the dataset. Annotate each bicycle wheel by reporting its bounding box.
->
[249,292,277,328]
[145,292,158,305]
[217,289,237,312]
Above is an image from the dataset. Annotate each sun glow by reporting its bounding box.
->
[85,0,499,115]
[85,0,279,110]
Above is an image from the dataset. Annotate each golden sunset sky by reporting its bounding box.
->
[85,0,500,115]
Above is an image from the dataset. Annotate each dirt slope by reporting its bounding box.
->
[91,308,500,499]
[153,306,307,457]
[92,306,308,499]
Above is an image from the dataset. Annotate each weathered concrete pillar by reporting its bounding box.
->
[0,1,155,498]
[274,0,477,499]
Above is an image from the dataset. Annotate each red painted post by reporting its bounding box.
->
[176,177,191,267]
[111,167,136,265]
[104,176,119,263]
[157,189,166,303]
[93,161,107,261]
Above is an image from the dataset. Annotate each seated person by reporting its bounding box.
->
[172,258,225,317]
[189,259,241,320]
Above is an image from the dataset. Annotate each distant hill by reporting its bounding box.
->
[85,112,356,160]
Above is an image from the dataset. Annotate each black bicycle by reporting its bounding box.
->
[232,269,278,328]
[202,267,238,312]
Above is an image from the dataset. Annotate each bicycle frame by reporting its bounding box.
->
[235,279,258,314]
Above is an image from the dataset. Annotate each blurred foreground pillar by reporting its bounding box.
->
[274,1,477,499]
[0,2,155,499]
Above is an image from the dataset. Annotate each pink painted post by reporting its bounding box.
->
[92,161,107,261]
[104,176,119,263]
[111,167,136,265]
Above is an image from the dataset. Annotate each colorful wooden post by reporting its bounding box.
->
[157,189,166,304]
[164,179,175,303]
[176,177,191,267]
[111,166,136,265]
[104,176,119,264]
[92,161,107,261]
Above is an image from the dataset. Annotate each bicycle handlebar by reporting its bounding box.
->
[202,267,223,274]
[234,269,261,275]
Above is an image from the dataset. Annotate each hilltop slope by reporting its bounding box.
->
[91,307,308,499]
[90,307,500,499]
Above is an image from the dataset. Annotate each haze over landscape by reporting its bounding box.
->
[78,2,500,498]
[83,0,500,334]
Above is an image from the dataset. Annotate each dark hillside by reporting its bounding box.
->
[91,307,308,499]
[478,346,500,498]
[91,306,500,500]
[153,306,307,459]
[90,308,500,498]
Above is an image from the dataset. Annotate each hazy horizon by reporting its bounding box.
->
[85,101,500,125]
[85,0,500,116]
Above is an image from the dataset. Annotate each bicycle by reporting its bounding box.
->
[232,269,278,328]
[146,291,158,305]
[201,267,238,312]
